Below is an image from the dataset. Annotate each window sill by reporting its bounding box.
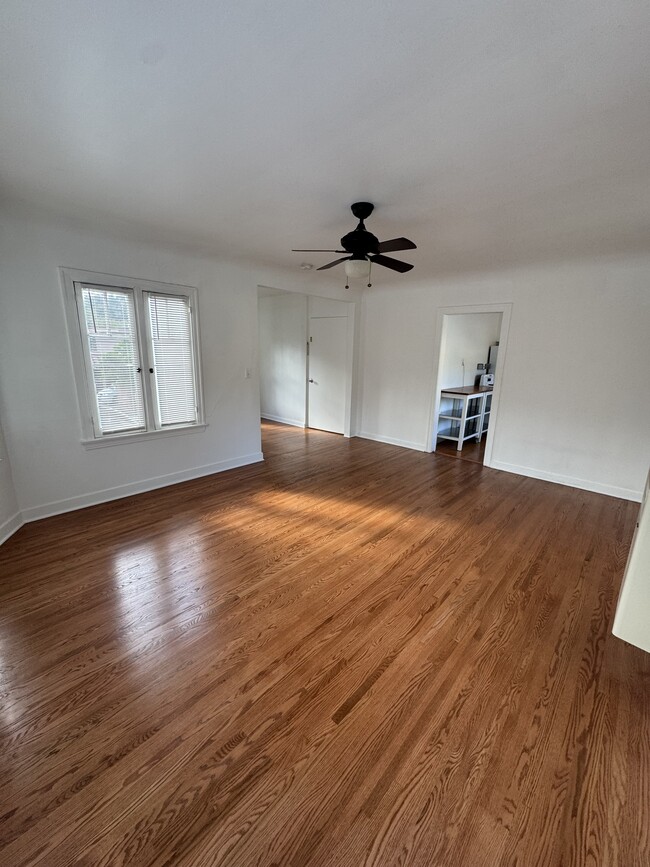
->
[82,424,208,450]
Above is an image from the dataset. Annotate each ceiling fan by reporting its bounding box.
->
[292,202,416,287]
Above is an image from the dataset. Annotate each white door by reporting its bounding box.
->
[307,316,348,434]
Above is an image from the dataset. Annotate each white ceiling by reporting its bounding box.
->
[2,1,650,279]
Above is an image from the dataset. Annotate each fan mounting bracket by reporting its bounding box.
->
[350,202,374,221]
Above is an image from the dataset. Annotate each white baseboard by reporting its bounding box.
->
[0,511,24,546]
[21,452,265,523]
[356,431,426,452]
[489,460,642,502]
[261,413,305,428]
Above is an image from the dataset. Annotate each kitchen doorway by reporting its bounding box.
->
[426,303,512,467]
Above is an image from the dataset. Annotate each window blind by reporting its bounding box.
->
[146,293,197,427]
[80,286,146,435]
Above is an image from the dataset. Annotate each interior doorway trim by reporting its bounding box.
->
[424,302,512,468]
[305,296,358,437]
[257,287,358,439]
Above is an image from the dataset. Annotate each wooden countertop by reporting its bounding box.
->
[440,385,493,396]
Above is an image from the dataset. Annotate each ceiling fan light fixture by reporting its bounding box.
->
[292,203,416,283]
[344,258,371,280]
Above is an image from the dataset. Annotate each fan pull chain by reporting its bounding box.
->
[367,260,372,288]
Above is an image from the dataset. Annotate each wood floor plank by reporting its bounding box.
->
[1,421,647,866]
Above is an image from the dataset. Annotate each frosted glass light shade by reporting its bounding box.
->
[344,258,370,280]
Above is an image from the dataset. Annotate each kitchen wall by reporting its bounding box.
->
[358,255,650,500]
[439,312,502,389]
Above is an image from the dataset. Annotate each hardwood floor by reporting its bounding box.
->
[435,437,487,464]
[1,421,647,866]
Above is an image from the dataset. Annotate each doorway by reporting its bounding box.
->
[307,303,350,434]
[257,288,356,437]
[426,303,512,467]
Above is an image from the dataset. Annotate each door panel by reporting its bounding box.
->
[308,316,347,434]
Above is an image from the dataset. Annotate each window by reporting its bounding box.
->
[61,269,204,445]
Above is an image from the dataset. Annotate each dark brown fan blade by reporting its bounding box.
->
[317,257,352,271]
[369,254,414,273]
[377,237,417,254]
[292,249,346,253]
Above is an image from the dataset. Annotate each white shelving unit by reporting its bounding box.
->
[481,391,492,437]
[437,386,493,451]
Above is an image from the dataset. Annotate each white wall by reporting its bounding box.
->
[258,293,308,427]
[439,312,501,389]
[0,209,358,522]
[358,255,650,500]
[2,205,647,527]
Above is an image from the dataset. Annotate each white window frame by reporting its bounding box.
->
[60,267,206,448]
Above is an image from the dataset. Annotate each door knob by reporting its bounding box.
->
[309,379,315,383]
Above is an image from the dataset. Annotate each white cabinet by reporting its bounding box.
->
[437,386,493,452]
[612,469,650,653]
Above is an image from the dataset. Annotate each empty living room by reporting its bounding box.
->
[1,2,649,866]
